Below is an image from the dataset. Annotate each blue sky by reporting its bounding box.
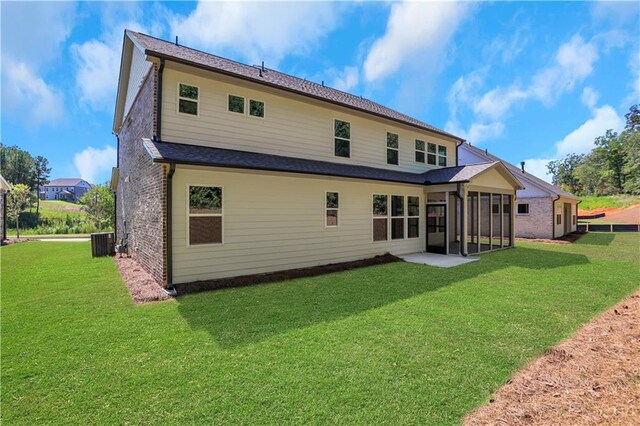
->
[1,1,638,184]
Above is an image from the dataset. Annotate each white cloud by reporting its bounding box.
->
[555,105,624,156]
[445,120,504,143]
[447,34,601,144]
[0,2,75,126]
[2,61,63,124]
[71,22,147,112]
[363,2,471,82]
[591,1,640,26]
[73,146,117,184]
[521,158,556,183]
[169,2,339,66]
[581,87,599,108]
[473,86,527,121]
[529,35,599,105]
[331,66,360,92]
[0,2,75,68]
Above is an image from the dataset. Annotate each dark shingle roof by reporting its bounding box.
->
[127,30,462,141]
[462,143,577,199]
[144,139,497,186]
[45,178,90,187]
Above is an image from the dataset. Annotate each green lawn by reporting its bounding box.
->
[579,194,640,211]
[2,234,639,424]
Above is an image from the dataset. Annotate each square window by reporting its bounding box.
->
[334,139,350,158]
[387,149,398,165]
[517,204,529,214]
[427,143,437,153]
[335,120,350,139]
[249,99,265,117]
[438,156,446,167]
[387,132,399,149]
[415,151,425,163]
[415,140,425,151]
[228,94,245,114]
[427,153,436,165]
[188,186,223,245]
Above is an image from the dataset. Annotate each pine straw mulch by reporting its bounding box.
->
[515,232,586,245]
[114,255,171,304]
[465,289,640,426]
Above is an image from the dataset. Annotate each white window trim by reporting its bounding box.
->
[390,195,405,240]
[386,132,399,165]
[325,191,339,228]
[177,82,200,117]
[227,93,246,115]
[415,140,426,163]
[333,118,351,159]
[248,98,266,119]
[186,183,224,247]
[407,196,420,239]
[372,193,389,242]
[516,203,530,215]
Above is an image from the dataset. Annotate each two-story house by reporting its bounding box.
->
[40,178,92,202]
[112,30,523,291]
[459,143,578,239]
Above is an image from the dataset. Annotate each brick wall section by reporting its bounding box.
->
[514,197,553,239]
[116,66,168,285]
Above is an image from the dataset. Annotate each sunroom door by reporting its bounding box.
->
[427,204,447,254]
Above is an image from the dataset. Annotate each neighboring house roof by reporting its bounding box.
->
[44,178,91,187]
[123,30,462,142]
[460,143,578,200]
[143,139,521,188]
[0,174,10,191]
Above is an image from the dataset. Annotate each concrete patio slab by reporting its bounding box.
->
[38,238,90,242]
[399,252,479,268]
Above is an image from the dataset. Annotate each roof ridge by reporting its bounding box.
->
[127,30,462,141]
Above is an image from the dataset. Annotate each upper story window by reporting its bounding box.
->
[326,192,339,227]
[387,132,399,165]
[178,83,199,116]
[415,140,425,163]
[228,94,245,114]
[188,185,223,245]
[249,99,265,118]
[427,143,437,165]
[438,145,447,166]
[334,119,350,158]
[516,204,529,215]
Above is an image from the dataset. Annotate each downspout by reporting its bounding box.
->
[165,163,177,296]
[456,183,468,256]
[113,134,119,239]
[575,199,582,232]
[551,195,561,239]
[155,58,165,141]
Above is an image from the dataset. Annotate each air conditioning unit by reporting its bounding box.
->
[91,232,115,257]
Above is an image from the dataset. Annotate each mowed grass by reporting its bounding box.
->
[579,194,640,211]
[2,233,639,424]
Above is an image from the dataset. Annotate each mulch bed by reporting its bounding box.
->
[114,255,171,304]
[516,231,586,245]
[173,253,402,295]
[465,289,640,425]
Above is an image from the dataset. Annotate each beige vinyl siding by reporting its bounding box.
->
[171,165,425,283]
[124,45,152,117]
[161,65,457,173]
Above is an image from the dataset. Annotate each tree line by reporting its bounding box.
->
[1,144,114,237]
[547,105,640,196]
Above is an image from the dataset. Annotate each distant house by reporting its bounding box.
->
[459,143,579,239]
[0,174,10,242]
[40,178,92,202]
